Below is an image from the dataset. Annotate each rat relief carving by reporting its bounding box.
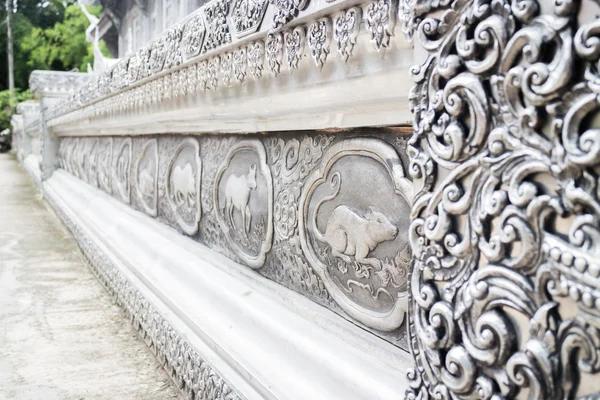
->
[214,140,273,269]
[134,139,159,217]
[299,137,413,331]
[113,138,132,204]
[167,138,202,235]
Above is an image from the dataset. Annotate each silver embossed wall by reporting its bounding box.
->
[406,0,600,397]
[57,129,414,349]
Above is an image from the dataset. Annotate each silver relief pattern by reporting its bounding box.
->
[270,0,310,31]
[333,7,361,62]
[365,0,396,52]
[285,26,305,71]
[182,15,206,60]
[134,139,159,217]
[266,33,284,76]
[407,0,600,397]
[247,41,265,80]
[307,18,332,70]
[233,48,247,84]
[214,140,274,268]
[299,138,413,331]
[231,0,269,37]
[166,138,202,236]
[203,0,232,52]
[114,138,132,204]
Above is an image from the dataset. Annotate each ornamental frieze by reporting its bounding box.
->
[56,131,413,350]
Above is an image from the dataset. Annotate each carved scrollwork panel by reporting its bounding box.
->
[134,139,159,217]
[214,140,274,269]
[232,0,269,38]
[166,138,202,236]
[88,139,99,188]
[299,138,413,331]
[333,7,361,63]
[113,138,132,204]
[407,0,600,397]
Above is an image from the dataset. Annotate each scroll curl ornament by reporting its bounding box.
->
[406,0,600,397]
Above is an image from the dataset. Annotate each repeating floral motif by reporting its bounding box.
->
[247,41,264,80]
[46,0,407,125]
[231,0,269,37]
[284,26,305,71]
[182,15,206,60]
[220,53,233,87]
[333,7,361,62]
[270,0,310,31]
[307,19,331,70]
[203,0,232,52]
[406,0,600,397]
[266,33,284,76]
[365,0,396,52]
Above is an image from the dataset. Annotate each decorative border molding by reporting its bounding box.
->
[43,177,243,400]
[45,0,407,128]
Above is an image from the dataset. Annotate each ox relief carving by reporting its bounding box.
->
[98,138,113,194]
[113,138,132,204]
[214,140,274,268]
[299,138,413,331]
[167,138,202,236]
[406,0,600,397]
[134,139,159,217]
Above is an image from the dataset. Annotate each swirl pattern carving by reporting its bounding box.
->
[407,0,600,397]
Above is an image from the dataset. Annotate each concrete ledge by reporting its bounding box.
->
[44,169,411,400]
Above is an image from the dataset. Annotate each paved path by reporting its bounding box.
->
[0,154,180,400]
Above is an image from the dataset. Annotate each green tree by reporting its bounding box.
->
[0,88,31,132]
[20,4,105,73]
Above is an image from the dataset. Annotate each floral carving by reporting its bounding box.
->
[307,18,331,70]
[207,57,220,90]
[182,15,206,60]
[113,138,132,204]
[247,41,265,80]
[163,26,184,71]
[202,0,232,52]
[233,48,247,84]
[197,60,209,91]
[150,36,167,73]
[221,52,233,87]
[266,33,284,76]
[365,0,396,52]
[284,26,305,71]
[270,0,309,31]
[333,7,361,62]
[406,0,600,397]
[231,0,269,37]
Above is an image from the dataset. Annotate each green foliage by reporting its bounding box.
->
[0,89,32,132]
[20,4,105,73]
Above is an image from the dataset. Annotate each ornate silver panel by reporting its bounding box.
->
[214,139,274,269]
[134,139,159,218]
[57,131,412,351]
[113,138,132,204]
[98,138,113,194]
[406,0,600,397]
[299,138,413,331]
[87,139,99,188]
[231,0,269,38]
[166,138,202,236]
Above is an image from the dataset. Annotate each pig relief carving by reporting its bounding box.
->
[224,163,257,235]
[312,173,398,270]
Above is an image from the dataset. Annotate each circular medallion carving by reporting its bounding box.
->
[214,139,273,269]
[134,139,159,217]
[166,138,202,235]
[299,137,413,331]
[98,138,113,194]
[113,138,132,204]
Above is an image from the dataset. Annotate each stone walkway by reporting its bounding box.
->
[0,153,180,400]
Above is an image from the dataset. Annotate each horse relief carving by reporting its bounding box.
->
[214,140,273,269]
[134,139,158,217]
[113,138,132,204]
[166,138,202,235]
[225,163,257,235]
[299,137,413,332]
